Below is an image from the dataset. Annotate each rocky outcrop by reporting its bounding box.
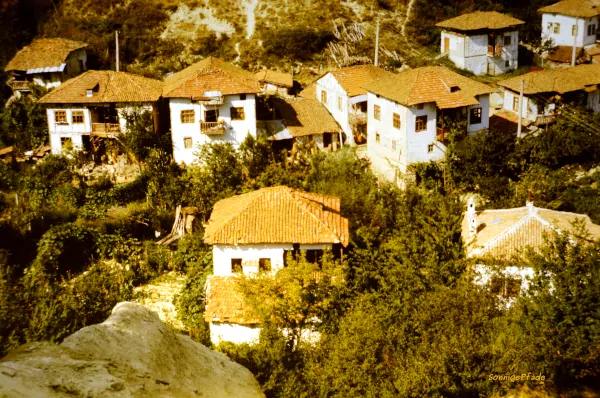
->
[0,302,264,398]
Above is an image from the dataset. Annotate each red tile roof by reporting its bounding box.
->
[436,11,524,32]
[539,0,600,18]
[272,97,341,137]
[254,69,293,88]
[498,64,600,94]
[329,65,395,97]
[5,38,88,72]
[204,276,259,325]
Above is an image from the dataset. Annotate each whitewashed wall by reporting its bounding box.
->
[441,31,466,68]
[170,94,257,165]
[47,108,91,154]
[316,73,353,144]
[405,103,445,165]
[503,89,534,121]
[542,13,598,47]
[586,89,600,112]
[467,94,490,133]
[473,264,535,308]
[209,322,261,345]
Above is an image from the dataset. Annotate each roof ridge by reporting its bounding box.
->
[39,71,89,102]
[287,189,344,243]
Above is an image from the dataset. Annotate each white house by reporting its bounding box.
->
[362,66,494,183]
[436,11,525,76]
[315,65,394,145]
[5,38,88,95]
[498,63,600,125]
[253,69,294,96]
[203,186,349,345]
[38,70,163,155]
[462,198,600,306]
[540,0,600,48]
[163,57,260,165]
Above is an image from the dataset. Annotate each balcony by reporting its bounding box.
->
[200,121,226,135]
[349,112,367,125]
[92,123,121,137]
[10,80,30,91]
[487,44,503,57]
[436,127,449,142]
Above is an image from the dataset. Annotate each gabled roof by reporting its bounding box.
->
[204,276,259,325]
[298,81,317,99]
[328,64,395,97]
[163,56,260,98]
[498,64,600,95]
[462,202,600,259]
[363,66,494,109]
[204,186,349,246]
[39,70,163,104]
[435,11,524,32]
[5,38,88,73]
[254,69,293,88]
[272,97,342,137]
[539,0,600,18]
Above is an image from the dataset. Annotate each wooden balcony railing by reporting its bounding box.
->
[10,81,30,91]
[349,112,367,125]
[92,123,121,136]
[200,121,226,135]
[487,44,503,57]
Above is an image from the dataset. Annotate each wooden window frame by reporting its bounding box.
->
[374,105,381,121]
[321,90,327,104]
[240,94,247,100]
[71,110,84,124]
[375,132,380,143]
[231,258,243,274]
[503,35,512,46]
[415,115,427,132]
[505,60,510,68]
[393,112,401,129]
[572,24,577,36]
[513,96,520,112]
[554,23,560,34]
[470,107,482,125]
[391,140,397,151]
[588,24,596,36]
[428,144,434,153]
[55,110,67,124]
[180,110,195,124]
[183,137,193,149]
[337,96,342,111]
[230,107,245,121]
[259,258,271,273]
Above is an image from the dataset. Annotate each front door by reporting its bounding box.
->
[204,109,219,122]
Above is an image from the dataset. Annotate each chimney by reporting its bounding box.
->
[526,189,535,213]
[467,197,477,237]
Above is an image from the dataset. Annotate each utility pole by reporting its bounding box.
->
[517,78,524,139]
[375,16,380,67]
[571,19,578,67]
[115,31,120,72]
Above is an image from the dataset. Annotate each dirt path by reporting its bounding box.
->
[242,0,258,39]
[401,0,416,37]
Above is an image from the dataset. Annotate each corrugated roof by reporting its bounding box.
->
[163,56,260,98]
[329,64,395,97]
[254,69,293,88]
[39,70,163,104]
[272,97,342,137]
[204,186,349,246]
[5,38,88,72]
[364,66,495,109]
[463,203,600,259]
[436,11,524,31]
[204,276,259,325]
[498,64,600,94]
[539,0,600,18]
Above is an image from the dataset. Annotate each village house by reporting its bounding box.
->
[253,69,294,96]
[5,38,88,95]
[163,57,260,165]
[462,198,600,306]
[259,97,343,151]
[540,0,600,48]
[38,70,163,155]
[363,66,494,183]
[315,65,394,145]
[203,186,349,345]
[436,11,524,76]
[497,63,600,125]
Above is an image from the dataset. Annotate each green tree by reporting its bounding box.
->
[0,94,48,155]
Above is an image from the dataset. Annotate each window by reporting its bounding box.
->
[184,137,193,149]
[231,259,243,274]
[572,24,577,36]
[416,103,424,110]
[554,23,560,34]
[72,110,84,124]
[513,96,520,112]
[54,110,67,124]
[79,59,84,72]
[428,144,434,153]
[321,90,327,104]
[470,107,482,124]
[259,258,271,273]
[180,110,195,124]
[490,275,522,298]
[504,35,512,46]
[547,22,553,31]
[60,137,73,151]
[205,109,219,122]
[505,60,510,68]
[588,24,596,36]
[376,133,380,143]
[415,115,427,132]
[393,112,401,129]
[374,105,381,121]
[359,101,367,112]
[392,140,397,151]
[337,96,342,111]
[240,94,247,100]
[230,107,245,120]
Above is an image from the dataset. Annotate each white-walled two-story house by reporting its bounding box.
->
[436,11,524,76]
[38,70,163,154]
[315,65,394,145]
[363,66,494,182]
[163,57,260,165]
[203,186,349,345]
[5,38,88,95]
[498,63,600,125]
[540,0,600,48]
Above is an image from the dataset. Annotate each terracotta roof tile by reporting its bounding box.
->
[254,69,293,88]
[539,0,600,18]
[5,38,88,72]
[498,64,600,94]
[272,97,341,137]
[547,46,586,64]
[330,65,395,97]
[298,81,317,99]
[436,11,524,31]
[204,276,259,325]
[204,186,349,246]
[39,70,162,104]
[364,66,494,109]
[163,56,260,98]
